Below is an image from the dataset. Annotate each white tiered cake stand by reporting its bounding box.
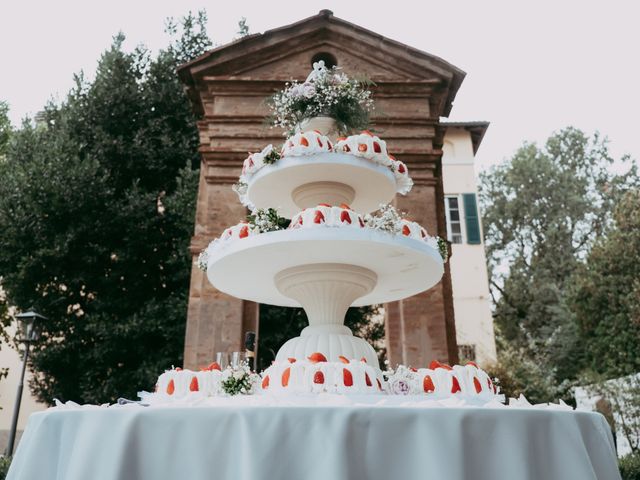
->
[208,119,443,370]
[206,228,443,366]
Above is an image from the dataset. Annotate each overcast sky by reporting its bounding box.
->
[1,0,638,171]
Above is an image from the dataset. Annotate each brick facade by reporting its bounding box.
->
[178,10,463,369]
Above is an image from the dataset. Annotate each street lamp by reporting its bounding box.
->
[6,310,46,456]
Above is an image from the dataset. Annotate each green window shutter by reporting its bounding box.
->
[463,193,481,245]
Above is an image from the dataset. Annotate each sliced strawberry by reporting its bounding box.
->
[317,137,323,147]
[175,367,182,371]
[340,211,352,224]
[421,228,427,238]
[451,377,461,394]
[343,368,354,387]
[300,136,309,147]
[318,203,332,207]
[288,140,294,148]
[473,377,482,393]
[288,358,297,363]
[314,211,325,224]
[336,136,347,142]
[313,371,325,384]
[362,130,374,136]
[365,373,372,387]
[373,141,382,153]
[327,141,333,150]
[262,375,270,389]
[397,163,407,174]
[239,225,249,238]
[402,225,411,236]
[358,217,365,227]
[467,361,478,368]
[190,376,199,392]
[429,360,453,371]
[207,362,221,371]
[308,352,328,363]
[487,378,493,390]
[340,203,351,210]
[313,129,322,134]
[282,367,291,387]
[360,357,367,363]
[343,145,351,152]
[377,378,382,390]
[389,154,396,161]
[297,216,303,226]
[410,367,417,372]
[338,355,350,364]
[167,379,175,395]
[423,375,435,393]
[358,144,367,152]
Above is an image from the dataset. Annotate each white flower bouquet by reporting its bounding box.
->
[268,60,374,135]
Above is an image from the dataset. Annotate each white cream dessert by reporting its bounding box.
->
[399,218,440,251]
[334,131,391,167]
[386,361,503,402]
[281,130,333,157]
[289,203,365,229]
[152,364,224,399]
[260,353,382,394]
[389,155,413,195]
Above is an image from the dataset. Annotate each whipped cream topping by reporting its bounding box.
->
[334,131,391,167]
[289,204,365,229]
[261,357,382,394]
[281,130,333,157]
[390,156,413,195]
[399,219,440,251]
[153,367,224,399]
[386,362,504,402]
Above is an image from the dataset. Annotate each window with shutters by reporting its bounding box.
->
[445,196,464,244]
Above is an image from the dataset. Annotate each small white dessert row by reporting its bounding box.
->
[153,363,224,398]
[198,204,439,270]
[238,130,412,195]
[261,353,382,394]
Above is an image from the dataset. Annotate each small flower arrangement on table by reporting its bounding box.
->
[221,362,260,396]
[268,60,374,135]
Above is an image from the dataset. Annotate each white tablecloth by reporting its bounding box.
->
[7,399,620,480]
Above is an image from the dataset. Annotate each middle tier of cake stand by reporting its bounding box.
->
[245,152,397,217]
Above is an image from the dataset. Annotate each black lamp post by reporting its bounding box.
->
[6,311,46,456]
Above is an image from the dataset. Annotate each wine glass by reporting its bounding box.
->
[216,352,229,370]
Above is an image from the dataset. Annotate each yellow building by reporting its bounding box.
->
[442,122,497,365]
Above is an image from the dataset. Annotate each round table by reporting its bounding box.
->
[7,398,620,480]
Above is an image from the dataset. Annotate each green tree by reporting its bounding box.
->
[571,190,640,377]
[0,13,211,404]
[0,101,10,159]
[480,128,638,397]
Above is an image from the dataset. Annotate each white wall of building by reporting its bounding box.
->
[442,127,497,366]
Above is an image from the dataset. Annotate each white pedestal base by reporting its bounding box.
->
[274,263,380,368]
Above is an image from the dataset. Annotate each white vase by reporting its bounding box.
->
[299,116,338,137]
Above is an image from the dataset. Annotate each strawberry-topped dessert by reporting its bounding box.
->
[281,130,333,157]
[334,130,391,167]
[385,361,503,402]
[147,363,225,401]
[398,218,440,251]
[260,352,382,394]
[289,204,366,230]
[389,154,413,195]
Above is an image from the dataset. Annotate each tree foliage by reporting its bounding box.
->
[0,13,211,404]
[480,127,639,398]
[571,190,640,377]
